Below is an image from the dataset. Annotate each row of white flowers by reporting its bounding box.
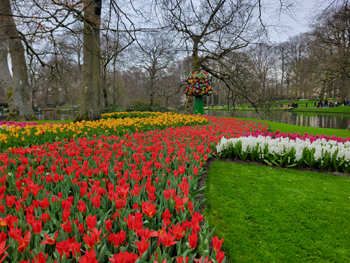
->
[216,135,350,173]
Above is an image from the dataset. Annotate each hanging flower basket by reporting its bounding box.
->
[184,71,213,96]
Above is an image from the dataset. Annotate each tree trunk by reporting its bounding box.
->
[102,65,108,107]
[75,0,101,122]
[0,0,35,121]
[150,93,154,107]
[112,57,116,105]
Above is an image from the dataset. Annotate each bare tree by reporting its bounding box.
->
[0,0,35,120]
[135,31,176,106]
[158,0,265,114]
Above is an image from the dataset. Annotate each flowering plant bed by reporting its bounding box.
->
[0,117,268,262]
[0,121,40,128]
[217,131,350,173]
[0,112,207,151]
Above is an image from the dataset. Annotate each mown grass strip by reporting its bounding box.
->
[230,117,350,139]
[205,160,350,262]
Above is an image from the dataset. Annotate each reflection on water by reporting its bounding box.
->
[204,110,350,129]
[34,111,77,120]
[0,111,77,121]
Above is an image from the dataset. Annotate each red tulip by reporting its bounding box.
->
[176,257,189,263]
[79,224,85,234]
[134,238,149,255]
[105,219,112,232]
[142,201,157,218]
[188,231,198,249]
[216,251,225,263]
[61,221,72,234]
[170,223,185,239]
[160,231,177,247]
[108,230,126,248]
[40,231,58,245]
[8,226,22,241]
[77,200,86,213]
[78,249,98,263]
[40,212,50,223]
[162,209,172,226]
[136,228,158,241]
[117,184,129,199]
[174,196,189,213]
[127,213,143,231]
[32,220,42,234]
[5,196,16,208]
[0,240,9,263]
[32,252,48,263]
[86,215,97,230]
[39,198,49,209]
[17,231,31,253]
[109,251,139,263]
[62,210,71,223]
[0,233,5,244]
[212,236,224,252]
[194,257,212,263]
[83,228,106,248]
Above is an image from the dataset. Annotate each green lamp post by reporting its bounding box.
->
[185,71,212,115]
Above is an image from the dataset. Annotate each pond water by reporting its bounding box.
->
[0,109,349,129]
[0,111,77,121]
[204,110,350,130]
[34,111,77,120]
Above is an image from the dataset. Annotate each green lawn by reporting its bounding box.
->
[230,117,350,139]
[205,161,350,262]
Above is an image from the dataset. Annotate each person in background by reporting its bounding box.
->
[306,102,308,108]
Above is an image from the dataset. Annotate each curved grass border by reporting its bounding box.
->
[202,158,350,262]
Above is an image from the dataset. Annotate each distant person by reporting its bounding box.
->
[306,102,308,108]
[314,102,316,107]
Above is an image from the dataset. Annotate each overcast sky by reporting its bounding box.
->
[268,0,333,43]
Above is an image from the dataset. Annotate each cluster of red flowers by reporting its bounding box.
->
[0,117,267,262]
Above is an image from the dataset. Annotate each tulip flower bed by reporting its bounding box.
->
[0,117,269,262]
[217,131,350,173]
[0,112,207,151]
[0,121,41,129]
